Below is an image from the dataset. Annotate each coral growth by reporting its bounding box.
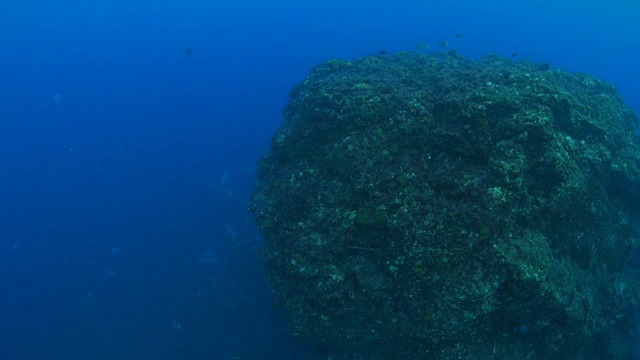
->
[251,52,640,359]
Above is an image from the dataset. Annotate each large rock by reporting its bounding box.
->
[250,52,640,359]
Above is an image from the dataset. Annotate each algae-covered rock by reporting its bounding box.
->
[250,52,640,359]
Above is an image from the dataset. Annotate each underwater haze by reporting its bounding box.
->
[1,0,639,359]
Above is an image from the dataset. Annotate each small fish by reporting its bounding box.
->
[510,52,518,59]
[379,49,388,55]
[185,47,194,55]
[438,39,448,48]
[454,33,464,38]
[220,172,230,184]
[172,320,183,331]
[415,42,430,51]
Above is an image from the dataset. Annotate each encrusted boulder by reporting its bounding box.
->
[251,52,640,359]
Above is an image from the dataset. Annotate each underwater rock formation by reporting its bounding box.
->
[251,52,640,359]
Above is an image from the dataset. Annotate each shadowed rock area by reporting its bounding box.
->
[251,52,640,359]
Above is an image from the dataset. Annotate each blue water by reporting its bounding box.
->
[1,1,639,359]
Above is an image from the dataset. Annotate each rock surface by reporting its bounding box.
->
[251,52,640,359]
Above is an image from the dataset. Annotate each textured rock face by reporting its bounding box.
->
[251,52,640,359]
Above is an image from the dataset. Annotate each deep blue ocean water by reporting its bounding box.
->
[1,1,639,359]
